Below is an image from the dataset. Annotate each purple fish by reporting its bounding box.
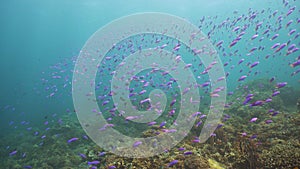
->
[238,75,247,81]
[265,120,273,124]
[272,91,280,97]
[87,160,100,165]
[98,151,106,156]
[201,82,210,87]
[291,60,300,68]
[9,150,17,156]
[249,117,258,122]
[275,43,287,53]
[286,20,293,27]
[287,44,296,51]
[270,34,279,40]
[178,147,185,151]
[78,153,87,159]
[147,121,156,126]
[251,34,259,40]
[232,26,240,32]
[68,137,79,143]
[271,43,280,49]
[250,61,259,68]
[216,40,224,47]
[263,29,270,35]
[265,98,272,103]
[272,111,279,116]
[170,99,176,107]
[238,59,244,64]
[229,40,238,48]
[276,82,287,88]
[168,160,179,167]
[250,134,258,139]
[243,97,252,105]
[288,29,296,36]
[184,151,193,155]
[159,121,166,128]
[196,121,203,127]
[250,100,264,106]
[246,94,254,98]
[133,141,142,148]
[249,47,258,52]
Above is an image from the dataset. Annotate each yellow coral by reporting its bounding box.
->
[208,159,225,169]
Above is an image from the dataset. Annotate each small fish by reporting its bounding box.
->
[265,120,273,124]
[275,43,287,53]
[168,160,179,167]
[147,121,156,126]
[265,98,272,103]
[183,151,193,155]
[78,153,87,159]
[251,34,259,40]
[216,40,224,47]
[232,26,240,32]
[250,61,259,68]
[210,93,220,97]
[250,100,264,107]
[276,82,287,88]
[9,150,17,156]
[238,59,244,64]
[249,117,258,122]
[140,98,151,104]
[125,116,139,121]
[272,111,279,116]
[288,29,296,36]
[184,63,192,69]
[271,43,280,49]
[290,60,300,68]
[272,91,280,97]
[87,161,100,165]
[270,34,279,40]
[250,134,258,139]
[178,147,185,151]
[139,90,146,95]
[159,121,166,128]
[67,137,79,143]
[249,47,258,53]
[286,20,293,28]
[263,29,270,35]
[229,40,238,48]
[201,82,210,87]
[195,121,202,127]
[199,114,206,119]
[241,132,247,136]
[133,141,142,148]
[287,44,296,51]
[243,97,252,105]
[238,75,247,81]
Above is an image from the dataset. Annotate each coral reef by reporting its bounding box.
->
[259,140,300,169]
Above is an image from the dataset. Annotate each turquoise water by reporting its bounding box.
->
[1,0,299,168]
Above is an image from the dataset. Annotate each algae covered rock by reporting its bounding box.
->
[184,155,210,169]
[259,140,300,169]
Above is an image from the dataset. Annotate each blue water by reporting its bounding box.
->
[1,0,299,168]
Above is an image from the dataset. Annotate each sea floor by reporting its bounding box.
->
[1,80,300,169]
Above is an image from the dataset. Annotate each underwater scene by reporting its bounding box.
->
[0,0,300,169]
